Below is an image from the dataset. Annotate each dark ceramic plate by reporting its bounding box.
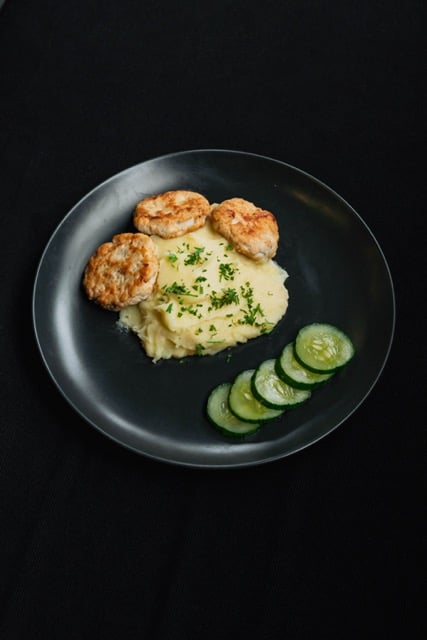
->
[32,150,395,468]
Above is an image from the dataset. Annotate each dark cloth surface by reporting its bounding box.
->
[0,1,425,638]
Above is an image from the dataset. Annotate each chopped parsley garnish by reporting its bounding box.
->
[240,282,254,305]
[179,304,202,318]
[209,288,239,310]
[184,246,206,265]
[219,262,238,281]
[162,282,188,295]
[167,252,178,264]
[228,281,272,331]
[161,282,197,297]
[239,302,264,326]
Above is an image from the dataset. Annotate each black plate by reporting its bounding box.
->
[32,150,395,468]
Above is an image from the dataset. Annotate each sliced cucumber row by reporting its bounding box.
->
[207,323,355,438]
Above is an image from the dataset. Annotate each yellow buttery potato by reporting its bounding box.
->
[119,220,288,362]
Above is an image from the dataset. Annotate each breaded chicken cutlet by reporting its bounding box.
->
[133,190,210,239]
[210,197,279,261]
[82,232,159,311]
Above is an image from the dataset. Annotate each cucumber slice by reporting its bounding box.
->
[252,359,312,409]
[229,369,284,423]
[276,343,334,389]
[207,382,260,437]
[294,323,355,373]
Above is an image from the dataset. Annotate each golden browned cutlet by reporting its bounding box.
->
[210,197,279,261]
[133,190,210,239]
[82,232,159,311]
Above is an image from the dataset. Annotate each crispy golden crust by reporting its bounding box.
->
[133,190,210,238]
[210,197,279,261]
[82,233,159,311]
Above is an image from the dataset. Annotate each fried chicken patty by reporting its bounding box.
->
[82,233,159,311]
[133,190,210,239]
[210,197,279,261]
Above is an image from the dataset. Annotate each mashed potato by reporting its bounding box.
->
[119,220,289,361]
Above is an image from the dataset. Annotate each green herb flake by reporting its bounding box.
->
[184,246,206,266]
[167,252,178,264]
[219,262,238,282]
[162,282,188,295]
[195,343,205,356]
[162,282,197,297]
[236,282,270,328]
[209,288,239,309]
[179,304,201,318]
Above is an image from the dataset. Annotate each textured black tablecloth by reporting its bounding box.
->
[1,1,425,638]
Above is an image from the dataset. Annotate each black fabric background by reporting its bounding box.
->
[1,1,425,638]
